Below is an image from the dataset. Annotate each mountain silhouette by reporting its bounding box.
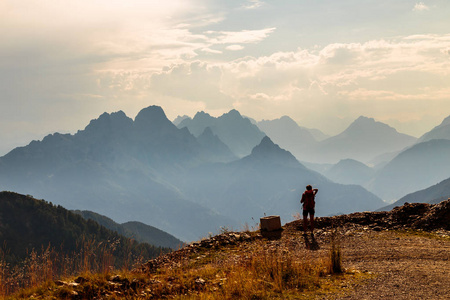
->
[177,137,383,224]
[418,115,450,143]
[367,139,450,202]
[377,177,450,211]
[0,106,237,241]
[0,106,392,241]
[177,110,266,157]
[325,159,375,186]
[305,116,417,163]
[73,210,183,249]
[256,116,319,160]
[197,127,237,163]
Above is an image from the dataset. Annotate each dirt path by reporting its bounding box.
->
[322,230,450,299]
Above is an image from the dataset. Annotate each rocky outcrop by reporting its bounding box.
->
[286,198,450,232]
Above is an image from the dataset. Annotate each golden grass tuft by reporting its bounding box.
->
[3,229,354,299]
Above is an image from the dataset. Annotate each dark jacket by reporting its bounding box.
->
[301,189,318,210]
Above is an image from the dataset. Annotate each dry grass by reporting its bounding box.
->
[3,229,349,299]
[0,237,144,298]
[136,233,345,299]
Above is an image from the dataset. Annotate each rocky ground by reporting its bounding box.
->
[285,198,450,299]
[15,199,450,299]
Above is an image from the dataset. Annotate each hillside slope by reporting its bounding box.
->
[0,192,168,264]
[73,210,184,249]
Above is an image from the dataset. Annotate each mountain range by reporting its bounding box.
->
[0,106,236,241]
[0,106,392,241]
[174,136,384,223]
[177,110,266,158]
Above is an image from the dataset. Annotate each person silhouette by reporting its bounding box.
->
[301,185,318,235]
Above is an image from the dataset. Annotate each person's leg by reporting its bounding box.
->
[309,213,315,232]
[303,211,308,233]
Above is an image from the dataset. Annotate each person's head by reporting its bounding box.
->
[306,185,312,191]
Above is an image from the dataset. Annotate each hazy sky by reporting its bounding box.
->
[1,0,450,155]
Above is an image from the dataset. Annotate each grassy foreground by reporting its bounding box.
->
[1,227,373,300]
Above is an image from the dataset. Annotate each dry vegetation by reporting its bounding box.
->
[1,226,354,299]
[3,199,450,299]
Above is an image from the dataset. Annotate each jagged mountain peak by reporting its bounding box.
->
[172,115,191,126]
[221,109,242,120]
[134,105,175,131]
[279,115,298,124]
[78,111,133,140]
[346,116,393,133]
[193,111,213,120]
[84,110,132,132]
[249,136,298,165]
[200,126,214,138]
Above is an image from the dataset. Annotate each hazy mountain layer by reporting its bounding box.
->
[177,110,266,157]
[0,106,236,241]
[378,177,450,211]
[256,116,318,160]
[306,116,417,164]
[73,210,184,249]
[325,159,375,186]
[418,115,450,143]
[175,137,384,224]
[367,139,450,202]
[1,106,421,241]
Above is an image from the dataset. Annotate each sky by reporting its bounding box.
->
[1,0,450,155]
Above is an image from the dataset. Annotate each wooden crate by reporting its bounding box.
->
[260,215,281,232]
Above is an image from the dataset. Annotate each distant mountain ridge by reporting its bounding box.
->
[73,210,184,249]
[418,115,450,143]
[367,139,450,202]
[256,116,318,161]
[325,159,375,186]
[307,116,417,164]
[378,177,450,212]
[176,136,384,224]
[3,105,446,241]
[0,106,237,241]
[177,110,266,157]
[254,115,417,165]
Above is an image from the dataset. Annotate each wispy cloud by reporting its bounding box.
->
[226,45,245,51]
[413,2,430,11]
[205,28,276,45]
[241,0,264,10]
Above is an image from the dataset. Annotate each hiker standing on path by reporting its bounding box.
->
[301,185,318,235]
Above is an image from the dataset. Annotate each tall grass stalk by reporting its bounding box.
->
[0,237,136,297]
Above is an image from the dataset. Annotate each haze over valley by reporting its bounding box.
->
[1,105,449,241]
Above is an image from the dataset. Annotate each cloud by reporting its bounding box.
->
[146,34,450,133]
[226,45,245,51]
[413,2,430,11]
[205,28,276,45]
[241,0,264,10]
